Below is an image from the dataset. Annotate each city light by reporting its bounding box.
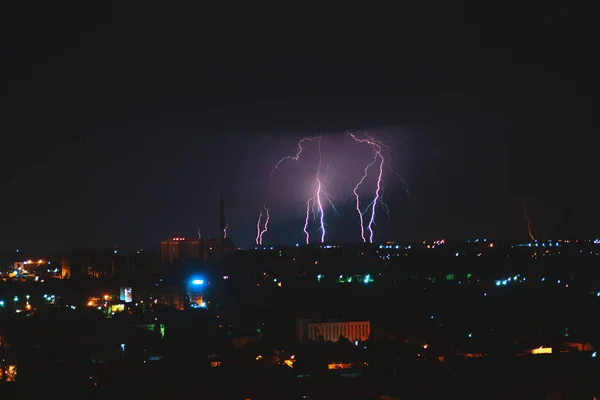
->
[192,279,204,285]
[531,346,552,355]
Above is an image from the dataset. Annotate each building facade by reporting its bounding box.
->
[298,319,371,343]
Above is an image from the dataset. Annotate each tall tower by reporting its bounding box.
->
[220,188,226,240]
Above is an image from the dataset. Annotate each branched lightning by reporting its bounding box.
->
[268,137,319,182]
[321,164,341,218]
[256,137,319,245]
[255,131,408,245]
[352,152,378,242]
[524,204,535,241]
[255,210,263,245]
[302,136,328,243]
[259,208,270,243]
[349,133,385,243]
[315,137,326,243]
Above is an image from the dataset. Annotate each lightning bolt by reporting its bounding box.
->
[303,197,312,244]
[349,133,385,243]
[255,211,263,245]
[366,133,410,219]
[320,163,341,218]
[258,208,270,244]
[256,136,319,245]
[315,137,326,243]
[223,222,228,239]
[302,136,327,244]
[352,152,378,242]
[268,137,319,182]
[524,204,535,241]
[197,226,202,240]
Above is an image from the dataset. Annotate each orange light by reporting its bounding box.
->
[103,295,109,300]
[328,362,352,370]
[87,301,94,306]
[531,346,552,355]
[423,344,428,349]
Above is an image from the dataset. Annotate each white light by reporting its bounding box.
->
[192,279,204,285]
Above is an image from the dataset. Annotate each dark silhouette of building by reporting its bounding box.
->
[161,237,203,265]
[161,190,234,265]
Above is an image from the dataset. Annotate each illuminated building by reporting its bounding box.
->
[297,319,370,343]
[185,278,206,308]
[12,259,60,280]
[119,286,133,303]
[530,346,552,355]
[60,256,70,279]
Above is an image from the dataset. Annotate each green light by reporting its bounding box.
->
[13,296,18,302]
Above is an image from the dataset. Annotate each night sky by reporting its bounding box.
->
[2,4,598,251]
